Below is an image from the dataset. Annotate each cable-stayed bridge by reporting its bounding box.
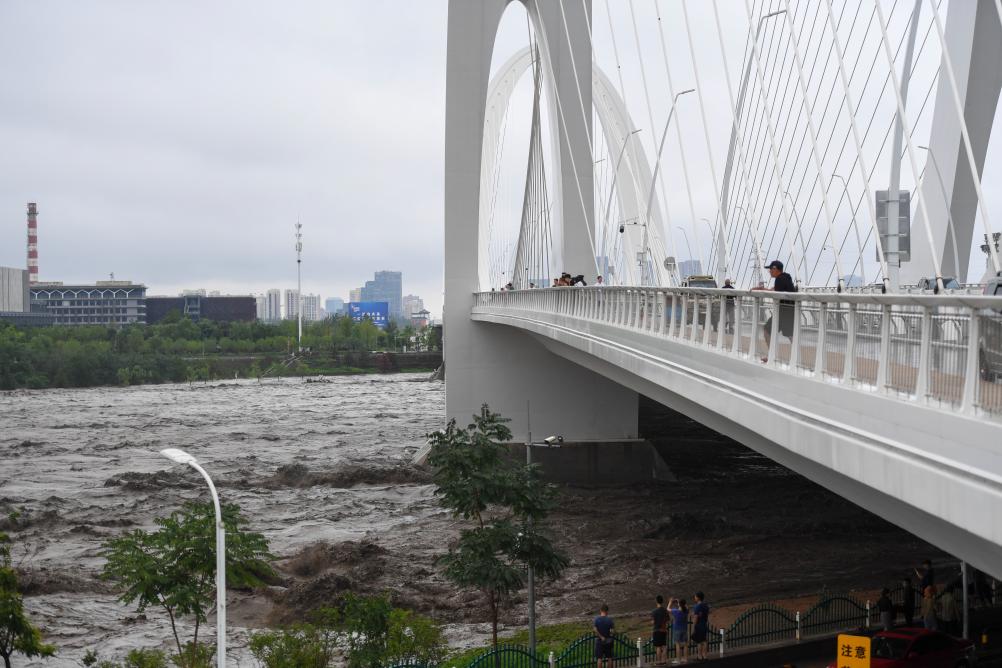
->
[444,1,1002,578]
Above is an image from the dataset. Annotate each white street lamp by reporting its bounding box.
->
[160,448,227,668]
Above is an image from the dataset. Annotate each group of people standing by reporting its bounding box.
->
[592,593,710,668]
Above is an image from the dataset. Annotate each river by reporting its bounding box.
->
[1,374,938,667]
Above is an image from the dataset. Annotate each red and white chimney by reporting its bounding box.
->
[26,202,38,284]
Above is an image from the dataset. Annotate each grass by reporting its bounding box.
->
[444,615,656,666]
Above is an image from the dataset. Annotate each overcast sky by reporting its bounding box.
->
[1,1,998,315]
[0,1,449,312]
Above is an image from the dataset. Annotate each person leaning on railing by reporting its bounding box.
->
[756,260,798,361]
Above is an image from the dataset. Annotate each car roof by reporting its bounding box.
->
[876,627,927,639]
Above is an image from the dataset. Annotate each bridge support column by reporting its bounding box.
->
[444,0,637,441]
[905,0,1002,283]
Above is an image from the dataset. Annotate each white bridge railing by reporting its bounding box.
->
[474,287,1002,419]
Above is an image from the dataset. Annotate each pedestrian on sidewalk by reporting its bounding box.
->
[877,588,894,631]
[921,586,939,631]
[594,604,615,668]
[938,588,960,636]
[669,598,689,664]
[651,596,669,665]
[916,559,935,593]
[691,591,710,661]
[900,576,915,626]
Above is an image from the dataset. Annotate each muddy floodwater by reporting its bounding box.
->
[1,375,938,667]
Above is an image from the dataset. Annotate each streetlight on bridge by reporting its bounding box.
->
[643,89,696,286]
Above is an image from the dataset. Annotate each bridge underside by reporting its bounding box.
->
[471,310,1002,580]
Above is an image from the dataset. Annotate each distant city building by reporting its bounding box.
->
[360,270,403,321]
[0,266,53,325]
[30,281,147,326]
[402,294,424,318]
[265,289,281,321]
[325,297,345,316]
[0,266,29,312]
[678,259,703,278]
[349,287,364,303]
[284,289,299,320]
[255,294,267,319]
[146,295,255,324]
[302,293,322,321]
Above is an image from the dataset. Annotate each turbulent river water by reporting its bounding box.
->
[1,374,938,667]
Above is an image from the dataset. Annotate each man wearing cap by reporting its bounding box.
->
[762,260,797,356]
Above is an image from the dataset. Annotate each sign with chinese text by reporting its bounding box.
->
[836,634,871,668]
[348,302,389,329]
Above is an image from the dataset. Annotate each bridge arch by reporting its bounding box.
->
[445,0,639,442]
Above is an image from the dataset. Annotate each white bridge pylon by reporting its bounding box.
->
[479,44,672,290]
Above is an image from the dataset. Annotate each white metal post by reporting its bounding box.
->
[160,450,226,668]
[874,1,946,290]
[961,307,980,412]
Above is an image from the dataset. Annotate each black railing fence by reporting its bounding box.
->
[386,574,1001,668]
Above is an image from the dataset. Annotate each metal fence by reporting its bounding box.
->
[474,287,1002,419]
[387,586,999,668]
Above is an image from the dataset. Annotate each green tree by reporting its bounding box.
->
[426,407,568,649]
[249,624,338,668]
[249,596,444,668]
[102,503,273,665]
[0,530,56,668]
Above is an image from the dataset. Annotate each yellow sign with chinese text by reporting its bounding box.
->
[836,634,871,668]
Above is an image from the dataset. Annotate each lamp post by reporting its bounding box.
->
[524,408,562,657]
[917,145,961,279]
[160,448,226,668]
[700,217,716,276]
[644,89,696,285]
[675,226,695,279]
[718,9,787,254]
[831,173,865,286]
[603,129,643,285]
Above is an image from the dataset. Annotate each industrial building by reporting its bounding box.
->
[0,266,53,326]
[30,281,147,326]
[146,295,255,324]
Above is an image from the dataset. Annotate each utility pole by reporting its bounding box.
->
[886,0,922,291]
[295,220,303,352]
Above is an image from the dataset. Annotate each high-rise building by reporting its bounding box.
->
[325,297,345,316]
[349,287,364,303]
[265,289,281,321]
[361,270,403,321]
[402,294,424,318]
[302,294,322,321]
[255,294,267,319]
[284,289,299,320]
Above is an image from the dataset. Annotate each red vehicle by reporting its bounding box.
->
[826,628,976,667]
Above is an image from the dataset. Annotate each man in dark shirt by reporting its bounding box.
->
[650,595,668,665]
[594,604,615,668]
[916,559,935,593]
[691,591,710,661]
[722,279,736,334]
[762,260,797,353]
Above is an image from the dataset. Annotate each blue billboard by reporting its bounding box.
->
[348,301,389,329]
